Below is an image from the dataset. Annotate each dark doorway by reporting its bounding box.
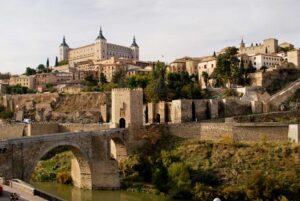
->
[165,104,170,123]
[192,102,196,121]
[155,114,161,124]
[145,106,149,123]
[119,118,126,128]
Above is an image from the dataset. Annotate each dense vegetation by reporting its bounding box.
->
[266,68,300,95]
[31,150,72,184]
[0,104,13,119]
[32,135,300,201]
[82,62,201,102]
[5,84,36,94]
[119,135,300,201]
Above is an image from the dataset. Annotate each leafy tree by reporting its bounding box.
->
[112,69,126,87]
[99,72,107,84]
[260,65,268,73]
[126,74,150,89]
[24,67,36,76]
[215,47,240,87]
[57,60,68,66]
[37,64,47,73]
[84,74,98,86]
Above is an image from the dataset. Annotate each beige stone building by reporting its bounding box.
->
[239,38,279,55]
[15,75,35,89]
[197,56,217,87]
[59,28,139,67]
[168,57,203,76]
[168,58,187,73]
[73,57,152,82]
[287,49,300,67]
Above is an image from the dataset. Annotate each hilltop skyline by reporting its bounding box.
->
[1,0,300,74]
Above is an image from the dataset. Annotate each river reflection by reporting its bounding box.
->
[32,182,180,201]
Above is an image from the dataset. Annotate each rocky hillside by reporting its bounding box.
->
[1,92,109,123]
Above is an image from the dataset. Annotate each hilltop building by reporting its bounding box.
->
[59,27,139,67]
[239,38,279,55]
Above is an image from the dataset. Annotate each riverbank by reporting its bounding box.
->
[0,184,45,201]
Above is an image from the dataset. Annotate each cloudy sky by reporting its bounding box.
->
[1,0,300,74]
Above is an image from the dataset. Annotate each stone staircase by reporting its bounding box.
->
[268,77,300,110]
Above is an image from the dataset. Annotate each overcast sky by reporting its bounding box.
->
[1,0,300,74]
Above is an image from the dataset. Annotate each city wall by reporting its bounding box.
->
[152,122,288,142]
[0,122,289,143]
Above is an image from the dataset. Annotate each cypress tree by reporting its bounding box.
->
[55,56,59,67]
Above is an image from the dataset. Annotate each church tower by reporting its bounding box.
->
[240,37,245,49]
[95,27,107,60]
[59,36,69,62]
[130,36,139,61]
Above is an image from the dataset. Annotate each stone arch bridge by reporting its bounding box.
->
[0,128,132,190]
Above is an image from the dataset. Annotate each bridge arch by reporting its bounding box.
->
[30,142,92,189]
[110,137,128,163]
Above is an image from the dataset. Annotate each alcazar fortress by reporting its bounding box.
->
[59,27,139,67]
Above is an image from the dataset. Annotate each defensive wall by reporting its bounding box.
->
[0,121,290,143]
[154,122,288,142]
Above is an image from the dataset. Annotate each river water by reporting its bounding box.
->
[32,182,181,201]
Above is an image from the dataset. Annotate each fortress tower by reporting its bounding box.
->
[94,27,108,60]
[239,38,278,55]
[130,36,139,61]
[111,88,143,128]
[59,36,69,62]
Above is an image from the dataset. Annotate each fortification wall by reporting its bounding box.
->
[149,122,289,142]
[0,123,25,139]
[59,123,109,132]
[27,123,59,136]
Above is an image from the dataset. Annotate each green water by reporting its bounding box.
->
[32,182,181,201]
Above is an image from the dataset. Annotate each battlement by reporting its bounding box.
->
[112,88,143,92]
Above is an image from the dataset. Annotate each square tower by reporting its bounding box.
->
[111,88,143,128]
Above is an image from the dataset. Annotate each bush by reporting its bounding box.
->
[193,183,216,201]
[223,88,238,98]
[56,172,72,184]
[167,162,192,199]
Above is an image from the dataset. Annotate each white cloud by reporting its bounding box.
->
[0,0,300,73]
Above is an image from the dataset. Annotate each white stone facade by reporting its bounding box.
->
[59,28,139,67]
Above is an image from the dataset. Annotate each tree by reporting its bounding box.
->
[155,65,168,101]
[37,64,47,73]
[260,65,268,73]
[84,74,98,86]
[46,58,49,68]
[111,69,126,87]
[126,74,150,89]
[25,67,36,76]
[99,72,107,84]
[201,71,209,88]
[215,47,240,87]
[57,60,68,66]
[55,57,59,67]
